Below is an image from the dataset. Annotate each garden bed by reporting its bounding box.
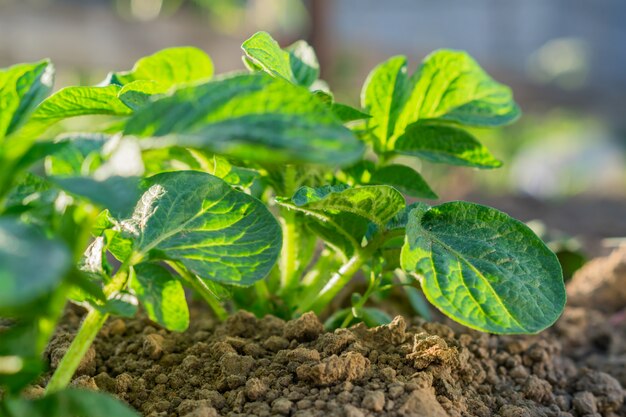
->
[38,248,626,417]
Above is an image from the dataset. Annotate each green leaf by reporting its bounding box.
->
[370,164,437,199]
[125,73,363,166]
[3,173,56,214]
[124,171,281,286]
[118,80,163,110]
[3,389,140,417]
[241,32,319,87]
[0,60,54,139]
[395,49,520,134]
[51,176,143,219]
[109,46,214,88]
[131,263,189,331]
[332,103,371,123]
[285,40,320,87]
[12,140,68,173]
[394,122,502,168]
[0,219,70,310]
[361,56,411,152]
[46,133,109,176]
[278,185,405,256]
[14,85,132,141]
[400,201,565,334]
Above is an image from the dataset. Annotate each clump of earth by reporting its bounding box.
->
[38,247,626,417]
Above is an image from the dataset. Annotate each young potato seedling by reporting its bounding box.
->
[0,32,565,415]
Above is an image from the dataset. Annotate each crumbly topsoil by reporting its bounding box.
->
[40,248,626,417]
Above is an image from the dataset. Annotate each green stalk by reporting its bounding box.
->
[45,307,108,393]
[279,165,299,293]
[296,230,397,314]
[46,265,131,394]
[340,270,381,328]
[279,207,299,292]
[297,252,366,314]
[169,262,228,321]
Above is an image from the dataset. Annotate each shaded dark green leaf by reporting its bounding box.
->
[369,164,437,199]
[50,175,143,219]
[401,201,565,334]
[0,219,70,310]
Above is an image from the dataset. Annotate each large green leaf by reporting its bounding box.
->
[395,49,520,134]
[394,122,502,168]
[242,31,319,87]
[124,73,363,166]
[401,202,565,334]
[0,219,71,310]
[124,171,281,286]
[131,263,189,331]
[109,46,214,88]
[3,389,140,417]
[361,56,411,152]
[0,60,54,139]
[277,185,405,256]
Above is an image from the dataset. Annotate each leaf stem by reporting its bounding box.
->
[279,207,299,293]
[278,165,300,294]
[46,264,131,394]
[297,251,366,314]
[340,269,381,328]
[45,306,108,393]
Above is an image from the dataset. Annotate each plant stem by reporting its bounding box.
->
[46,263,132,394]
[45,307,107,393]
[297,252,366,314]
[340,310,355,328]
[279,165,299,294]
[279,207,299,293]
[169,262,228,321]
[340,270,381,328]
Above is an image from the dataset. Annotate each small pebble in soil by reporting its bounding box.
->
[362,390,385,411]
[271,398,293,415]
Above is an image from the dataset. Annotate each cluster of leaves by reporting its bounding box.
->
[0,32,565,415]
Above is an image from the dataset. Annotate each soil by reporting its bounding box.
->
[38,247,626,417]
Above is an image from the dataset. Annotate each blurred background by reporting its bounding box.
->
[1,0,625,260]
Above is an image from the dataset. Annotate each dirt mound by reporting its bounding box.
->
[567,245,626,314]
[40,305,624,417]
[39,246,626,417]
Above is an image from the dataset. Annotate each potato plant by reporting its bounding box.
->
[0,32,565,415]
